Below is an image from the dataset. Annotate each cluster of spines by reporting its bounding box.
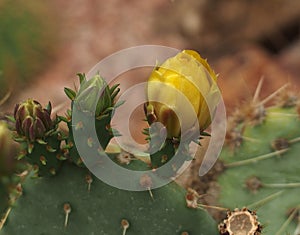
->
[226,81,299,150]
[218,208,262,235]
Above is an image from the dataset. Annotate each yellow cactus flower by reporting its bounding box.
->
[145,50,220,139]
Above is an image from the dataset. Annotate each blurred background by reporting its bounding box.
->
[1,0,300,114]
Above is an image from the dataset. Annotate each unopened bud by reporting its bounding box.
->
[75,74,112,116]
[145,50,220,139]
[14,99,53,142]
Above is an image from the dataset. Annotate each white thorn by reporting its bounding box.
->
[253,77,264,103]
[121,219,129,235]
[0,208,11,230]
[64,203,71,228]
[294,215,300,235]
[85,174,93,192]
[148,187,154,200]
[0,90,11,106]
[259,83,289,106]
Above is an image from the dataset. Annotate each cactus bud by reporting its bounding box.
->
[145,50,219,139]
[75,74,112,117]
[64,73,122,167]
[0,121,17,176]
[14,99,53,142]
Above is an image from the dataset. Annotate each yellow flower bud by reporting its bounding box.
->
[0,121,17,176]
[145,50,220,139]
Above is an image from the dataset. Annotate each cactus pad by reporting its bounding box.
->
[216,84,300,235]
[0,162,218,235]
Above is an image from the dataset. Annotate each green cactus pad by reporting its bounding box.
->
[19,134,64,177]
[217,100,300,234]
[1,163,218,235]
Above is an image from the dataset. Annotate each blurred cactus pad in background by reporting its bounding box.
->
[186,81,300,235]
[216,83,300,235]
[0,0,57,94]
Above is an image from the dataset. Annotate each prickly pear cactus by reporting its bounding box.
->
[0,70,219,234]
[216,83,300,235]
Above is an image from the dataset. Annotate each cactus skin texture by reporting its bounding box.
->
[0,162,218,235]
[63,73,121,167]
[216,84,300,235]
